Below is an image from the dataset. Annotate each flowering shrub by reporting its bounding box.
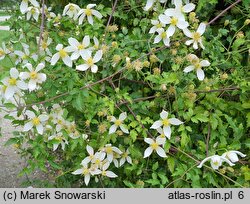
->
[0,0,249,187]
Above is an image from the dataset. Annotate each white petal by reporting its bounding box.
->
[35,63,45,72]
[120,124,129,134]
[19,72,30,80]
[23,121,33,132]
[200,60,210,67]
[92,10,102,19]
[163,126,171,139]
[230,151,246,158]
[87,15,93,25]
[182,3,195,13]
[196,68,205,81]
[93,50,102,63]
[78,14,85,25]
[109,124,117,134]
[36,123,43,134]
[91,65,98,73]
[28,80,37,91]
[144,147,153,158]
[197,156,213,168]
[163,37,170,46]
[17,80,28,90]
[184,65,194,73]
[68,37,79,48]
[37,73,46,82]
[150,120,163,129]
[183,28,192,38]
[159,14,171,24]
[160,110,168,119]
[119,112,127,121]
[156,147,167,158]
[72,169,82,175]
[62,56,72,67]
[154,35,162,44]
[51,53,60,65]
[71,52,80,60]
[193,41,198,49]
[127,156,132,164]
[167,25,175,37]
[76,64,89,71]
[149,26,157,34]
[119,158,125,166]
[106,171,117,178]
[5,86,15,99]
[81,50,92,61]
[26,110,35,118]
[84,174,90,186]
[144,0,155,11]
[169,118,183,125]
[56,44,63,51]
[144,138,154,144]
[164,8,176,16]
[86,145,94,155]
[177,20,189,30]
[39,114,49,122]
[82,35,90,47]
[227,152,239,163]
[10,68,19,79]
[197,23,206,35]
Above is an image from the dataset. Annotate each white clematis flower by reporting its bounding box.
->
[149,19,165,34]
[0,42,11,61]
[144,137,167,158]
[222,150,246,163]
[99,162,118,178]
[144,0,168,11]
[48,132,68,151]
[159,12,189,37]
[156,127,167,143]
[1,68,28,100]
[197,155,235,170]
[23,110,49,134]
[184,54,210,81]
[183,23,206,49]
[20,63,46,91]
[76,50,102,73]
[165,0,195,18]
[78,4,102,25]
[51,44,74,67]
[72,162,98,186]
[101,144,122,163]
[20,0,39,14]
[119,149,132,166]
[14,43,38,65]
[150,110,183,138]
[68,36,90,60]
[108,112,129,134]
[154,28,171,46]
[63,3,80,20]
[25,6,40,21]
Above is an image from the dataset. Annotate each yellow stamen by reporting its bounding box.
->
[87,58,94,66]
[8,78,17,85]
[150,142,159,150]
[170,17,178,26]
[156,23,162,28]
[69,5,75,11]
[115,119,122,126]
[0,50,5,56]
[194,63,201,69]
[32,117,40,125]
[193,32,201,41]
[41,42,47,49]
[102,171,107,176]
[59,49,67,58]
[161,32,167,39]
[30,71,37,79]
[85,8,92,16]
[82,168,89,175]
[106,147,113,154]
[77,44,85,50]
[162,118,170,126]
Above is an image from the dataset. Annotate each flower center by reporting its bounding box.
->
[102,171,107,176]
[106,147,113,154]
[55,136,63,142]
[194,63,201,69]
[41,42,47,49]
[213,161,219,166]
[8,78,17,86]
[162,118,170,126]
[85,8,92,16]
[77,44,85,50]
[32,117,40,125]
[30,71,38,79]
[59,49,67,58]
[95,159,101,165]
[82,168,89,175]
[87,58,94,66]
[69,5,75,11]
[156,23,162,28]
[22,55,28,59]
[193,32,201,41]
[161,31,167,39]
[31,8,36,14]
[115,119,122,126]
[150,142,159,150]
[170,17,178,26]
[160,134,165,138]
[0,50,5,56]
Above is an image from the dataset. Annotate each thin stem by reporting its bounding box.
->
[38,0,45,50]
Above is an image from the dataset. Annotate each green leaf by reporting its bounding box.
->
[167,157,175,173]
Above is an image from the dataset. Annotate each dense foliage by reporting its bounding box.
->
[0,0,249,187]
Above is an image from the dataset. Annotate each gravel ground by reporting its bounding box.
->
[0,111,45,187]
